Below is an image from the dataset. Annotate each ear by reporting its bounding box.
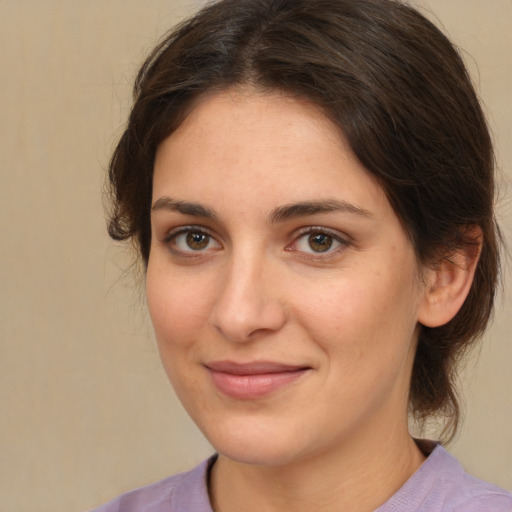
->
[418,227,482,328]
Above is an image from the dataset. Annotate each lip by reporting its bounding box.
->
[204,361,311,399]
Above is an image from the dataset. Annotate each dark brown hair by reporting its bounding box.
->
[107,0,501,440]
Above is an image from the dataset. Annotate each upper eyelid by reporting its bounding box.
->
[293,226,351,242]
[162,224,215,242]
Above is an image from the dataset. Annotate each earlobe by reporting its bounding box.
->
[418,228,482,328]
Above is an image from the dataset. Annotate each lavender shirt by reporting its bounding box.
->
[91,444,512,511]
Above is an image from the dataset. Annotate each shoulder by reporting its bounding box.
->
[378,442,512,512]
[447,467,512,512]
[88,457,215,512]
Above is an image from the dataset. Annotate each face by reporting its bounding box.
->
[146,89,428,467]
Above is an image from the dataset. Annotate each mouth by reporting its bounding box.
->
[204,360,311,399]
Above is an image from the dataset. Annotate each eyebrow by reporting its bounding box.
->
[269,199,373,223]
[151,196,372,223]
[151,197,218,220]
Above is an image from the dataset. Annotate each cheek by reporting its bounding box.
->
[294,266,420,364]
[145,264,214,349]
[145,266,216,405]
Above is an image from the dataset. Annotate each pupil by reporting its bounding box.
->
[186,232,209,250]
[309,233,332,252]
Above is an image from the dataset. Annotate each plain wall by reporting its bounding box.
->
[0,1,510,511]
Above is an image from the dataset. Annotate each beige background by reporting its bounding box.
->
[0,1,510,511]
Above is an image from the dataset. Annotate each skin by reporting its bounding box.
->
[146,88,461,511]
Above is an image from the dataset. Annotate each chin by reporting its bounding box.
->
[199,416,313,467]
[217,441,303,467]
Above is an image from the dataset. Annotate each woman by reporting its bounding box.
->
[95,0,512,510]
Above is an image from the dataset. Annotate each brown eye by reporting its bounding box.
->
[290,228,348,257]
[186,231,210,250]
[308,233,333,252]
[169,229,221,254]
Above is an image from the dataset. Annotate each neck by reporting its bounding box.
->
[209,426,425,512]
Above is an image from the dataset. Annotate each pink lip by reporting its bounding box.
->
[205,361,311,399]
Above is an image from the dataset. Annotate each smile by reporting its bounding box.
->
[204,361,311,400]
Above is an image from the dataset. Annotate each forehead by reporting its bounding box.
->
[153,89,389,216]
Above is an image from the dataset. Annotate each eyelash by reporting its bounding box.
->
[163,226,220,257]
[287,227,350,259]
[162,225,350,259]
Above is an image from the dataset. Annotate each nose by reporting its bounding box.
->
[209,252,287,343]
